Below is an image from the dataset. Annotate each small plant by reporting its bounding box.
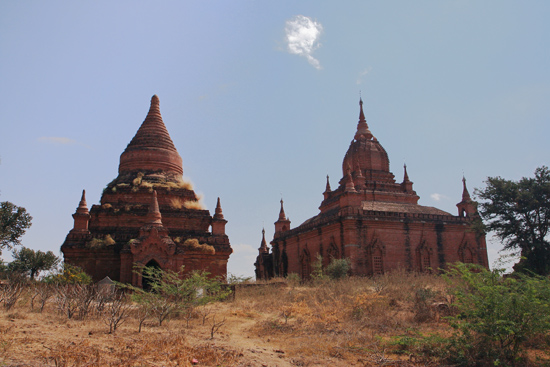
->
[325,257,351,280]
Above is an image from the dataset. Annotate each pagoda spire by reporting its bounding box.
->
[325,175,331,192]
[147,190,163,225]
[403,163,410,182]
[259,228,268,253]
[212,197,227,235]
[462,176,472,201]
[119,95,183,175]
[279,199,287,220]
[70,189,91,234]
[76,189,89,215]
[214,197,224,219]
[354,98,373,140]
[345,164,356,192]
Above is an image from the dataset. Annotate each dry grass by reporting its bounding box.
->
[2,273,548,367]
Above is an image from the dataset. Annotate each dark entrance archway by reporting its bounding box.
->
[142,259,161,291]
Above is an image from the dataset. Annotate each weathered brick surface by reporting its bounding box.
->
[61,96,232,285]
[256,100,488,279]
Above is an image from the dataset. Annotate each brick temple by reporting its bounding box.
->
[62,95,232,286]
[255,99,488,280]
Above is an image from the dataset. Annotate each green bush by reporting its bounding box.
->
[444,263,550,366]
[325,257,351,280]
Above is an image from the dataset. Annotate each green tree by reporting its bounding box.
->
[475,166,550,275]
[8,247,59,280]
[128,266,230,327]
[0,201,32,253]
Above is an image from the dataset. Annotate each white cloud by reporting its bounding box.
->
[285,15,323,70]
[430,193,448,201]
[356,67,373,85]
[38,136,77,145]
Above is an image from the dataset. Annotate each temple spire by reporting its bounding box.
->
[259,228,268,253]
[355,98,373,140]
[119,95,183,175]
[403,164,410,182]
[214,197,224,219]
[462,176,471,201]
[147,190,163,225]
[345,164,356,192]
[76,190,89,215]
[325,175,331,192]
[279,199,287,220]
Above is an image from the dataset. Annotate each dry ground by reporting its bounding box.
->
[1,272,548,366]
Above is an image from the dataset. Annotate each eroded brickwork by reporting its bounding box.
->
[62,96,232,286]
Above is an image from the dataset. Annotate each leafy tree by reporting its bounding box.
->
[0,201,32,252]
[475,166,550,275]
[43,263,92,284]
[8,247,59,280]
[128,265,230,327]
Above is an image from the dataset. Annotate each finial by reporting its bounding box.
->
[279,198,287,220]
[325,175,331,192]
[151,94,159,105]
[214,197,224,219]
[403,163,410,182]
[359,98,366,123]
[75,189,89,214]
[462,175,471,201]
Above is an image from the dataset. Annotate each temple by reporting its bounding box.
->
[255,99,488,279]
[61,95,232,286]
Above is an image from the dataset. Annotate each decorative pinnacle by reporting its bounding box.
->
[278,199,287,220]
[214,197,224,219]
[148,190,163,225]
[325,175,331,192]
[355,98,372,140]
[403,163,410,182]
[259,228,268,252]
[462,176,472,201]
[75,189,89,215]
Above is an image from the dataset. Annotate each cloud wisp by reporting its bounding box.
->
[285,15,323,70]
[357,67,373,85]
[430,193,449,202]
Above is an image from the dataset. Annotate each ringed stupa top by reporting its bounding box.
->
[119,95,183,175]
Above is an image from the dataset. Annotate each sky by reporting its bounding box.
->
[1,1,549,278]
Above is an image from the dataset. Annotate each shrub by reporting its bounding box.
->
[444,263,550,366]
[325,257,351,279]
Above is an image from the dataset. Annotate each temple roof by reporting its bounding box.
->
[119,95,183,175]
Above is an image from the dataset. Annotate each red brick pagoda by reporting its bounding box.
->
[62,95,232,286]
[256,99,488,279]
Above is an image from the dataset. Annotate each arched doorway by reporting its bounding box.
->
[142,259,161,291]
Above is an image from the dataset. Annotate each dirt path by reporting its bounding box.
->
[202,306,295,367]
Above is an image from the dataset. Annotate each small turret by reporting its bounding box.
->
[323,175,332,200]
[258,228,269,254]
[345,164,356,192]
[456,176,477,217]
[274,199,291,234]
[212,197,228,235]
[401,164,413,192]
[146,190,163,225]
[70,190,90,233]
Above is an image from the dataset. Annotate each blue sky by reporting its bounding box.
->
[1,1,549,277]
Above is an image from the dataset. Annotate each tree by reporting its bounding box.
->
[475,166,550,275]
[0,201,32,252]
[8,247,59,280]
